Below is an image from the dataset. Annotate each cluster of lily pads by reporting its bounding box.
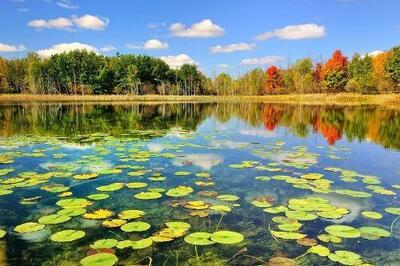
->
[0,132,399,266]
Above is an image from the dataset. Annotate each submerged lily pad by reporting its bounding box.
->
[325,225,360,238]
[14,222,45,233]
[184,232,214,246]
[121,221,151,232]
[211,231,244,244]
[50,229,85,242]
[359,226,390,240]
[80,253,118,266]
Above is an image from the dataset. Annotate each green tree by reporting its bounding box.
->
[291,58,314,93]
[347,54,375,94]
[385,46,400,87]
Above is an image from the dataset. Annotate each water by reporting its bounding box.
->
[0,102,399,266]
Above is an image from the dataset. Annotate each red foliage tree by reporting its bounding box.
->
[264,65,283,94]
[323,50,348,76]
[262,105,283,131]
[313,118,342,145]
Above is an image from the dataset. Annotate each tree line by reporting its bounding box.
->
[0,46,399,95]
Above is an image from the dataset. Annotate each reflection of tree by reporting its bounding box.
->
[0,103,399,150]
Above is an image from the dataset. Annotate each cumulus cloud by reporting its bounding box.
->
[36,42,97,58]
[255,23,326,41]
[0,43,26,52]
[241,55,284,65]
[100,45,116,52]
[159,54,196,69]
[210,43,255,53]
[170,19,224,38]
[57,0,79,9]
[72,14,108,30]
[126,39,169,50]
[367,50,384,57]
[28,17,73,30]
[144,39,169,49]
[28,14,108,31]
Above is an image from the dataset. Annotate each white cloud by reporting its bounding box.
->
[144,39,169,49]
[241,55,284,65]
[28,15,108,31]
[217,64,229,68]
[28,17,73,30]
[72,14,108,30]
[255,23,326,41]
[17,8,30,12]
[367,50,384,57]
[100,45,116,52]
[170,19,224,38]
[36,42,97,58]
[147,22,167,29]
[126,39,169,50]
[210,42,255,53]
[159,54,196,69]
[57,0,79,9]
[0,43,26,52]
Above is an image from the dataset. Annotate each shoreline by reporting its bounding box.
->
[1,93,400,106]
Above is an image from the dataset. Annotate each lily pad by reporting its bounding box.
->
[96,183,124,192]
[134,191,162,200]
[384,207,400,216]
[90,238,118,249]
[210,205,231,212]
[102,219,126,228]
[328,250,362,265]
[131,238,153,249]
[50,229,85,242]
[38,214,71,225]
[361,211,382,220]
[14,222,45,233]
[271,230,306,240]
[118,210,145,220]
[217,194,239,202]
[83,209,114,220]
[121,221,151,232]
[317,234,342,244]
[166,186,193,197]
[286,211,317,221]
[87,194,110,201]
[126,182,147,189]
[57,208,86,217]
[268,257,298,266]
[211,230,244,244]
[359,226,390,240]
[325,225,360,238]
[184,232,214,246]
[80,253,118,266]
[0,229,6,239]
[308,245,330,256]
[166,221,191,231]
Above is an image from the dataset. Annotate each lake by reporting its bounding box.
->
[0,102,399,266]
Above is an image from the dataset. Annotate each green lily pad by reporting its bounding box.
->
[184,232,214,246]
[308,245,330,256]
[14,222,45,233]
[131,238,153,249]
[335,189,372,198]
[90,238,118,249]
[268,257,298,266]
[166,221,191,231]
[210,205,231,212]
[80,253,118,266]
[121,221,151,232]
[0,229,6,239]
[126,182,147,189]
[50,229,85,242]
[118,210,145,220]
[317,234,342,244]
[384,207,400,216]
[263,206,288,214]
[285,211,317,221]
[96,183,124,192]
[271,230,306,240]
[361,211,382,220]
[217,194,239,202]
[134,191,162,200]
[325,225,360,238]
[38,214,71,225]
[210,231,244,244]
[87,194,110,201]
[56,198,91,209]
[57,208,86,217]
[278,222,302,232]
[328,250,362,265]
[166,186,193,197]
[359,226,390,240]
[174,171,191,176]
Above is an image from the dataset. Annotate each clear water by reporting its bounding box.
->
[0,102,399,266]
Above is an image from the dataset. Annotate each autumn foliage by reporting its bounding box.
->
[264,65,283,94]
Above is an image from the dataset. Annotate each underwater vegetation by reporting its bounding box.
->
[0,102,399,265]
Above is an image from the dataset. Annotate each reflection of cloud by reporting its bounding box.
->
[173,153,223,170]
[210,140,248,149]
[166,128,194,139]
[320,194,367,224]
[240,128,276,137]
[61,143,94,150]
[148,143,164,152]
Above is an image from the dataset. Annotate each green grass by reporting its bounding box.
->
[0,93,400,106]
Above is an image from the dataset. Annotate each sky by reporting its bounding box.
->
[0,0,399,76]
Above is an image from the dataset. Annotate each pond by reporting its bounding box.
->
[0,102,399,266]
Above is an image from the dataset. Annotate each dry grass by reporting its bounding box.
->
[0,93,400,106]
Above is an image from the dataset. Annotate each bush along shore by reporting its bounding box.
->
[0,46,399,96]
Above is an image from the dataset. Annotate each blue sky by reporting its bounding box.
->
[0,0,399,76]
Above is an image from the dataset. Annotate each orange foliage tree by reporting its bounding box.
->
[322,50,349,92]
[264,65,283,94]
[372,51,394,92]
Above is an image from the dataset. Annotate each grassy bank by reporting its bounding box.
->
[1,93,400,106]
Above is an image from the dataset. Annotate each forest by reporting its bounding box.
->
[0,46,399,95]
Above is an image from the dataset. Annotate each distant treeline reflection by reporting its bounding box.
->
[0,103,399,150]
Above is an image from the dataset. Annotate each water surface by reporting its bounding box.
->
[0,102,399,265]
